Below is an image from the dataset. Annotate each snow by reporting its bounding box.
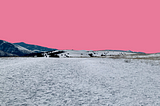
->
[0,57,160,105]
[53,50,137,58]
[126,53,160,60]
[14,44,33,54]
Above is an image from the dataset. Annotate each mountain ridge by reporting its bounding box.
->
[1,40,158,57]
[14,42,57,53]
[0,40,57,57]
[0,40,32,56]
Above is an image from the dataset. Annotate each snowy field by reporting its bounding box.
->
[0,57,160,106]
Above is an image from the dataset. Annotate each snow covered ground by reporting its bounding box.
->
[50,50,138,58]
[0,57,160,106]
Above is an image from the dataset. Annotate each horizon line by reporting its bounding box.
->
[1,39,160,54]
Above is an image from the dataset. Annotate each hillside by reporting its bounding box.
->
[14,42,57,53]
[0,40,33,56]
[43,50,145,58]
[0,50,17,57]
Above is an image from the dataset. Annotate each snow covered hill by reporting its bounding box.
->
[44,49,145,58]
[1,40,159,59]
[0,50,17,57]
[0,40,33,56]
[0,40,57,57]
[14,42,57,53]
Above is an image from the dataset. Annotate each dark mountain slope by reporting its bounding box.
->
[14,42,57,53]
[0,50,17,57]
[0,40,32,56]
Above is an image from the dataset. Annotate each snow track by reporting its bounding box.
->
[0,57,160,106]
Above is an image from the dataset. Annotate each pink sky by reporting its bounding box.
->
[0,0,160,53]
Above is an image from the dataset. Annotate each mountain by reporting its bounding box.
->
[0,40,33,56]
[0,40,147,57]
[0,50,17,57]
[14,42,57,53]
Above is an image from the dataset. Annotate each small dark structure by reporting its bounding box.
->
[88,53,94,57]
